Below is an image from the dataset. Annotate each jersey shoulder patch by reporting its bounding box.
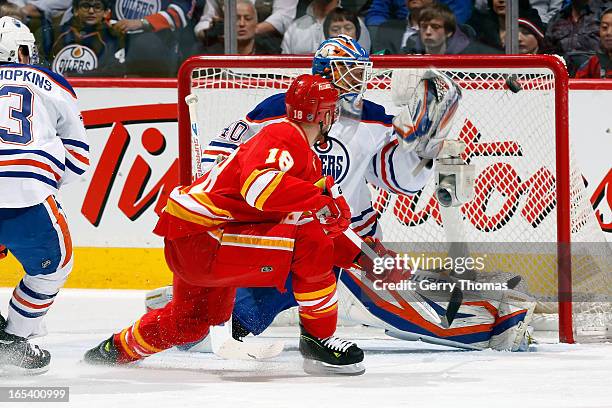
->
[246,93,287,123]
[361,99,393,126]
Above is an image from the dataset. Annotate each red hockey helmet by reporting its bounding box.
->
[286,74,339,126]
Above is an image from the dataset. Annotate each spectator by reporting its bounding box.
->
[9,0,71,19]
[108,0,192,76]
[0,2,25,20]
[575,6,612,78]
[281,0,370,53]
[403,3,501,53]
[50,0,125,75]
[468,0,543,51]
[323,7,360,39]
[366,0,473,27]
[543,0,603,76]
[9,0,72,60]
[196,0,277,54]
[515,17,545,53]
[528,0,565,24]
[371,0,433,54]
[194,0,297,39]
[474,0,564,24]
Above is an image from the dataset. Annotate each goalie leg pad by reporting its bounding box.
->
[488,289,536,352]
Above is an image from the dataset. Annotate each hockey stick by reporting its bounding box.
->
[184,94,285,361]
[209,319,285,361]
[438,204,467,327]
[185,94,204,179]
[313,178,445,326]
[342,228,444,326]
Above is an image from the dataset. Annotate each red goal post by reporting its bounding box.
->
[177,55,609,344]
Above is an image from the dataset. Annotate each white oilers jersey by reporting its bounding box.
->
[201,93,432,238]
[0,63,89,208]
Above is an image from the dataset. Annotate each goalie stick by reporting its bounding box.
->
[184,93,286,361]
[185,94,204,180]
[313,178,448,327]
[342,228,445,326]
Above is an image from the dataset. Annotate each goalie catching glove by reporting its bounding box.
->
[314,176,351,238]
[392,69,462,160]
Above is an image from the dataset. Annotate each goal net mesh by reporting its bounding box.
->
[186,62,611,340]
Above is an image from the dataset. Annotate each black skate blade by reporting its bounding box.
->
[302,358,365,376]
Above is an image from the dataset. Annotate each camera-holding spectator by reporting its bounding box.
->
[196,0,277,54]
[195,0,297,41]
[365,0,473,27]
[281,0,370,53]
[575,6,612,78]
[50,0,125,75]
[370,0,433,54]
[515,17,545,53]
[468,0,542,51]
[403,3,500,54]
[543,0,603,76]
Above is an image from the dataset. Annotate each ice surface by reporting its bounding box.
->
[0,288,611,408]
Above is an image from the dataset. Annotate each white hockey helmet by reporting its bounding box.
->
[0,17,36,63]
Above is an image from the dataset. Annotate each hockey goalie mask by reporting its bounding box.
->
[313,35,373,98]
[0,17,38,64]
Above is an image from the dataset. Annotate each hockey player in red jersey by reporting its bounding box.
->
[84,74,366,375]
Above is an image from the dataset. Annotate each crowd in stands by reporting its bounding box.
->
[1,0,610,78]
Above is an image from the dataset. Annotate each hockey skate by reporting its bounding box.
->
[0,314,51,376]
[299,325,365,376]
[84,336,122,365]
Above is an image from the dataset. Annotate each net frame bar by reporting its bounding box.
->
[177,55,573,342]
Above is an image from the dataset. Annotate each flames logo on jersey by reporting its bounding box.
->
[52,45,98,75]
[314,136,350,183]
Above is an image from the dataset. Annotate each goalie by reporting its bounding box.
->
[147,35,535,353]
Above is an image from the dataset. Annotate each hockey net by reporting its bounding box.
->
[177,55,612,343]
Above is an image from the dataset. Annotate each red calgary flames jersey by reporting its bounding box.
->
[156,120,325,239]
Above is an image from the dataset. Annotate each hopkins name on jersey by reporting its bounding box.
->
[202,93,433,238]
[0,64,89,208]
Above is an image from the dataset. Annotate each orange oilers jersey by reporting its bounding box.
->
[156,120,325,239]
